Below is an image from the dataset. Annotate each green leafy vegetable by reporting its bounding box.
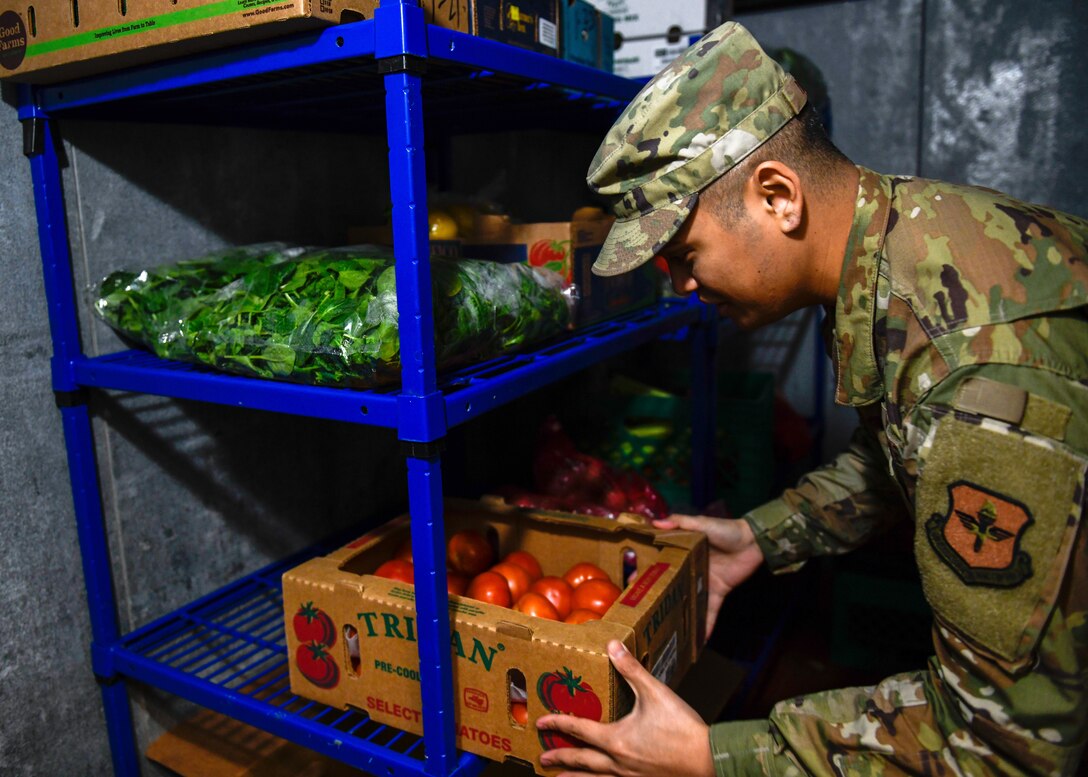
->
[94,243,571,387]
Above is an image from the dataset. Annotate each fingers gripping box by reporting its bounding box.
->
[282,498,707,773]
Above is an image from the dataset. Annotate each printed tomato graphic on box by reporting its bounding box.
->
[536,667,602,749]
[296,642,341,689]
[528,239,570,275]
[293,601,337,647]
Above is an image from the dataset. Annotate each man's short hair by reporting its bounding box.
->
[701,103,849,225]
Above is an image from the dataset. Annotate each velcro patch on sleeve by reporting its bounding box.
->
[915,414,1085,662]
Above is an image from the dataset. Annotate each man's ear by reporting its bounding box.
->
[750,161,804,234]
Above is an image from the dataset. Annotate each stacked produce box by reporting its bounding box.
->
[282,497,708,772]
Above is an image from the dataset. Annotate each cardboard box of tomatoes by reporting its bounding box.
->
[282,498,707,773]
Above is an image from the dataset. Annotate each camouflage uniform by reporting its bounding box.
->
[587,18,1088,774]
[585,20,1088,776]
[709,170,1088,776]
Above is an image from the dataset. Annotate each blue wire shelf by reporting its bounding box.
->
[20,5,713,775]
[31,20,641,133]
[73,300,703,433]
[104,549,484,777]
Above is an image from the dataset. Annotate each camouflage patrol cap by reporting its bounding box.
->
[588,22,807,277]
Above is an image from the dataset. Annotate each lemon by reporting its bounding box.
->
[446,203,478,237]
[429,210,459,239]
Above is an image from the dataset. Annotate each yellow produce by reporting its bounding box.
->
[446,203,478,238]
[428,210,459,239]
[571,206,607,221]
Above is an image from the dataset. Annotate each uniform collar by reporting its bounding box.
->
[832,166,893,407]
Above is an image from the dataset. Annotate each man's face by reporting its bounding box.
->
[659,196,806,330]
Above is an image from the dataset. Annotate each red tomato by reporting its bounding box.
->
[374,559,414,584]
[511,701,528,726]
[536,667,602,749]
[466,571,512,607]
[571,578,621,615]
[447,571,469,596]
[491,561,533,602]
[514,592,560,620]
[295,642,340,689]
[447,530,495,577]
[563,562,610,589]
[529,576,573,620]
[393,538,413,562]
[502,550,543,581]
[563,608,601,625]
[292,601,336,646]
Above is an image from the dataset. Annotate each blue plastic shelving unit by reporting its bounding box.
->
[19,2,718,775]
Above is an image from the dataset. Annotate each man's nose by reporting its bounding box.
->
[670,270,697,295]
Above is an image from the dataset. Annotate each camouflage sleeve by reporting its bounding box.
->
[718,368,1088,776]
[708,719,805,776]
[744,413,909,572]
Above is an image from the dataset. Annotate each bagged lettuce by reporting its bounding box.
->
[94,243,572,388]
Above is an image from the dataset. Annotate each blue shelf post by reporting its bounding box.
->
[376,1,460,775]
[18,85,141,777]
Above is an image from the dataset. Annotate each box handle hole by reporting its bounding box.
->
[344,624,360,675]
[27,5,36,36]
[622,546,638,586]
[508,668,527,728]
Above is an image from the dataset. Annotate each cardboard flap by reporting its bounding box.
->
[496,621,534,642]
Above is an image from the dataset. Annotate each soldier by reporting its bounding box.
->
[534,20,1088,777]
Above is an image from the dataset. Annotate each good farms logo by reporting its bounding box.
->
[0,11,27,71]
[356,610,505,671]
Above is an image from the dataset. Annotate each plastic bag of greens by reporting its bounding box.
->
[94,243,572,388]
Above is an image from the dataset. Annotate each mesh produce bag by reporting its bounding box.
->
[94,243,572,388]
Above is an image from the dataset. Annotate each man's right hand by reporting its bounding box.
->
[652,514,764,640]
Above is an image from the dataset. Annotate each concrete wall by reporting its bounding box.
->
[1,0,1086,773]
[732,0,1088,460]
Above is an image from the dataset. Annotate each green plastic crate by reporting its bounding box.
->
[588,372,774,514]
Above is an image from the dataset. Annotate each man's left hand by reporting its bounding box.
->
[536,640,714,777]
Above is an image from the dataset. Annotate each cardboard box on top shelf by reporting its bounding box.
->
[612,31,704,78]
[583,0,704,41]
[582,0,704,78]
[473,0,559,56]
[282,497,708,775]
[561,0,613,71]
[463,212,658,327]
[0,0,476,84]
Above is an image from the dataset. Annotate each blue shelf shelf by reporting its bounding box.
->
[72,300,702,434]
[20,2,716,775]
[104,549,484,777]
[27,19,641,134]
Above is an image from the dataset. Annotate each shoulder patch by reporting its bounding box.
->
[915,413,1085,662]
[925,481,1033,587]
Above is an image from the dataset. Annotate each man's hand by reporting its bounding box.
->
[652,514,764,640]
[536,640,713,777]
